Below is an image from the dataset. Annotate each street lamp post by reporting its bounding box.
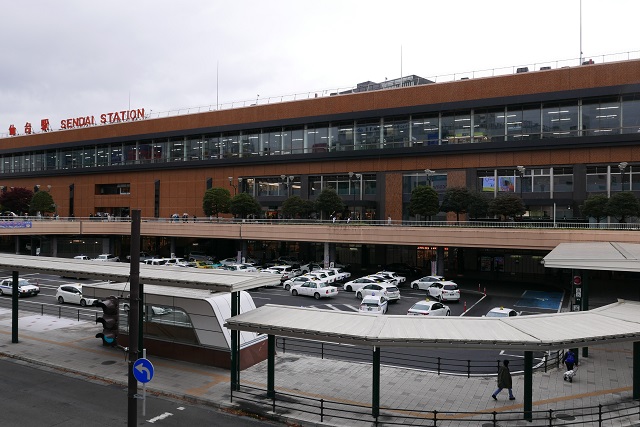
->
[516,166,526,198]
[424,169,435,187]
[228,176,242,195]
[618,162,628,191]
[280,175,294,197]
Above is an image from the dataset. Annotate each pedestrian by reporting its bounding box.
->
[562,349,576,372]
[387,216,392,225]
[491,359,515,401]
[183,212,188,222]
[347,216,351,224]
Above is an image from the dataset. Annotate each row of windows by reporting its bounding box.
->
[3,95,639,174]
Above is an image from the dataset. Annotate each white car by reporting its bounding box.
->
[55,284,97,307]
[407,300,451,316]
[359,295,388,315]
[220,257,240,266]
[95,254,120,262]
[73,255,91,261]
[355,283,400,302]
[426,281,460,302]
[267,265,301,281]
[304,271,332,284]
[0,278,40,297]
[221,263,258,272]
[298,262,324,274]
[366,273,398,285]
[376,271,405,283]
[282,275,322,291]
[290,281,338,299]
[314,269,338,283]
[164,257,191,267]
[410,275,446,290]
[343,276,385,292]
[485,307,520,318]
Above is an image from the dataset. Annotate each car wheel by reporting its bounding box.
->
[412,283,418,290]
[314,293,320,300]
[57,296,64,304]
[446,310,451,316]
[438,294,443,301]
[284,284,290,291]
[356,291,362,299]
[345,285,352,292]
[80,299,87,307]
[292,289,298,296]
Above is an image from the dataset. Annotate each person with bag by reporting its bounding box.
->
[562,349,576,371]
[491,359,515,401]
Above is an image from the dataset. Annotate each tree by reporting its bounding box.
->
[202,187,231,218]
[229,193,261,219]
[440,187,470,221]
[0,187,33,215]
[282,196,315,219]
[606,192,640,223]
[408,185,439,221]
[580,194,609,223]
[488,195,525,221]
[466,191,490,220]
[29,191,55,215]
[314,189,344,220]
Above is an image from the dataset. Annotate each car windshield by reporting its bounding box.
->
[412,302,432,310]
[486,311,508,317]
[443,284,458,290]
[362,301,380,307]
[318,283,331,288]
[386,286,399,292]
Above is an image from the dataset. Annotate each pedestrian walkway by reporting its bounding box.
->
[0,309,638,426]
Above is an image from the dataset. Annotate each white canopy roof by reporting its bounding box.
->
[0,254,279,292]
[543,242,640,272]
[225,300,640,351]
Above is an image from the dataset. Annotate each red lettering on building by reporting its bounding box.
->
[24,122,32,134]
[8,125,16,136]
[41,119,51,132]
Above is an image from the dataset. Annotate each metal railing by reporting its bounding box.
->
[276,337,561,376]
[231,383,640,426]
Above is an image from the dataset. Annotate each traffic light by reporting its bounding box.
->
[96,295,119,346]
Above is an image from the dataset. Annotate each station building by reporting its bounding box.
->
[1,57,640,278]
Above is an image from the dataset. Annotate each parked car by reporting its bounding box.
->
[164,257,191,267]
[221,263,258,272]
[343,276,385,292]
[304,271,333,284]
[359,295,388,315]
[276,255,300,265]
[95,254,120,262]
[220,257,240,266]
[485,307,520,318]
[290,281,338,299]
[410,275,446,290]
[384,263,422,277]
[187,251,214,262]
[368,273,399,285]
[0,278,40,297]
[355,283,401,302]
[314,269,339,283]
[298,262,324,274]
[55,284,97,307]
[407,300,450,316]
[267,265,301,281]
[426,281,460,302]
[143,258,168,266]
[195,260,217,269]
[282,275,322,291]
[376,270,405,284]
[125,252,154,262]
[73,255,91,261]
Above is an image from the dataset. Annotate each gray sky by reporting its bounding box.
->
[1,0,638,136]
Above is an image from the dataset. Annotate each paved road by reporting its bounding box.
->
[0,358,282,426]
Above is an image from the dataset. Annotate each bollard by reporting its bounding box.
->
[463,301,467,312]
[484,287,486,296]
[478,283,481,291]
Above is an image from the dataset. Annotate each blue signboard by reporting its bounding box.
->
[133,358,154,383]
[0,221,32,229]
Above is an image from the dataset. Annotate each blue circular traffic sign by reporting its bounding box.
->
[133,358,154,383]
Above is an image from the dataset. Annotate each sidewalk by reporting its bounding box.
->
[0,308,638,426]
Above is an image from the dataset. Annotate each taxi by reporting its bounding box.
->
[358,294,388,315]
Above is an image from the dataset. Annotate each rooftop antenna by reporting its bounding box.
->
[216,61,219,110]
[400,45,403,88]
[579,0,583,65]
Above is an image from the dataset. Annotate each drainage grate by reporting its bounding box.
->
[101,360,117,365]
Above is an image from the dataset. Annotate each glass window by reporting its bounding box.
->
[33,151,45,171]
[308,176,321,196]
[586,166,608,192]
[442,112,471,144]
[241,132,260,157]
[283,127,304,155]
[46,151,57,170]
[186,136,204,161]
[152,140,166,162]
[169,137,184,162]
[582,97,620,136]
[263,128,281,156]
[220,133,239,158]
[496,169,516,193]
[530,168,550,193]
[542,102,579,138]
[203,135,221,159]
[81,147,95,167]
[307,124,329,153]
[383,117,410,148]
[138,141,153,163]
[355,119,380,150]
[474,108,505,142]
[553,167,573,192]
[123,142,136,164]
[477,170,496,193]
[257,177,283,196]
[411,114,439,146]
[332,121,354,151]
[506,104,541,140]
[622,94,640,134]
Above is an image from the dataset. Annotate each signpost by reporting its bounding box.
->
[133,354,154,416]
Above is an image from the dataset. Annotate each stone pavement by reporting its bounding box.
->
[0,308,638,426]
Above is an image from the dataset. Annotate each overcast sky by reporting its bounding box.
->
[1,1,638,136]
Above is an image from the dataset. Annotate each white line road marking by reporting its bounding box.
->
[324,304,341,311]
[148,412,174,423]
[344,304,360,312]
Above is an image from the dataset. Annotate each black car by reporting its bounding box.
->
[384,263,422,277]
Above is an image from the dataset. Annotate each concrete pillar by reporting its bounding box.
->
[436,246,445,276]
[51,237,58,257]
[323,242,330,268]
[170,238,176,258]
